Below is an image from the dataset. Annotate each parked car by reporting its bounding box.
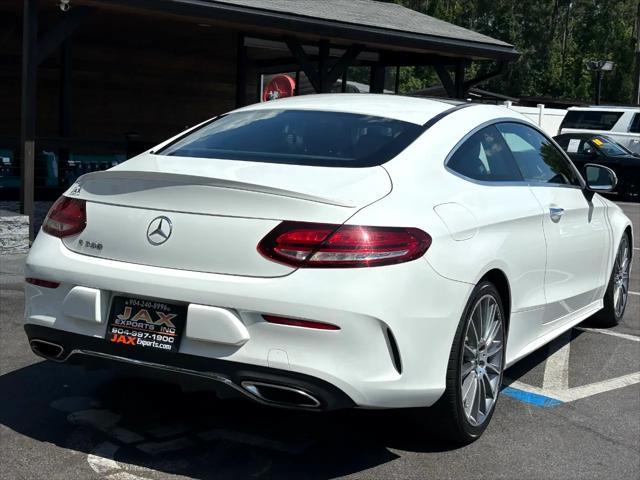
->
[559,105,640,154]
[24,95,632,444]
[554,133,639,200]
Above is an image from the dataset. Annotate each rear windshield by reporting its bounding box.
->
[561,110,623,131]
[158,109,423,167]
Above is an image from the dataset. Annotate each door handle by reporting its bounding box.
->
[549,207,564,223]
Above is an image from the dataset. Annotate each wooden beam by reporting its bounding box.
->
[434,64,456,98]
[370,63,385,93]
[235,33,247,107]
[463,61,506,90]
[284,37,364,93]
[36,6,92,65]
[318,40,329,92]
[284,36,321,92]
[325,44,363,87]
[454,61,465,99]
[58,38,72,188]
[20,0,37,241]
[59,39,72,136]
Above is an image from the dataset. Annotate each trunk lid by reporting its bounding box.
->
[61,154,391,277]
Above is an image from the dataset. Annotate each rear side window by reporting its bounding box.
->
[560,110,623,131]
[497,123,580,186]
[630,113,640,134]
[446,125,523,182]
[158,109,423,167]
[555,137,594,155]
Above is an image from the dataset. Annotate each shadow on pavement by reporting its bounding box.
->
[0,359,458,479]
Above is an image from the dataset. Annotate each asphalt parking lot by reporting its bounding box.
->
[1,202,638,480]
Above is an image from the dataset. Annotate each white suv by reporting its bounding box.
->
[560,106,640,153]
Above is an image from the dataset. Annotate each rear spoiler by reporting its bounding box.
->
[70,170,354,208]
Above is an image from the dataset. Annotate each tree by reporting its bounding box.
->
[386,0,639,104]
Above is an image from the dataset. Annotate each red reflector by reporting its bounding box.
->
[262,315,340,331]
[42,196,86,238]
[26,278,60,288]
[258,222,431,268]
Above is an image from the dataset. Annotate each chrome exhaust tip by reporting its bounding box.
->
[30,339,66,361]
[241,381,321,409]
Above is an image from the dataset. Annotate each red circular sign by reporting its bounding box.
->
[263,74,296,102]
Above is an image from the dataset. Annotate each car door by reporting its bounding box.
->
[496,122,610,327]
[440,124,549,357]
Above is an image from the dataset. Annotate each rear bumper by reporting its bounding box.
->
[25,324,354,411]
[24,232,473,409]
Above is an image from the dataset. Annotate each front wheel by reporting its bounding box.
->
[590,234,631,327]
[429,281,507,444]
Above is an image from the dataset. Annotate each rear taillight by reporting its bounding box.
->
[42,196,86,238]
[258,222,431,268]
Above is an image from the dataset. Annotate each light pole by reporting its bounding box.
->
[585,60,615,105]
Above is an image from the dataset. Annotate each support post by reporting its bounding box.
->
[370,63,385,93]
[434,64,455,98]
[285,37,361,94]
[59,38,72,187]
[235,34,247,107]
[454,61,465,99]
[20,0,38,242]
[634,1,640,105]
[318,40,329,92]
[325,44,362,87]
[284,36,320,92]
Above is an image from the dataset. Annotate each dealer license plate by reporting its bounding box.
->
[106,296,187,353]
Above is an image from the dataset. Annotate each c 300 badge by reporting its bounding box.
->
[79,239,103,251]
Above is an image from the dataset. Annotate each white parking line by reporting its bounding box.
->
[557,373,640,402]
[542,331,571,390]
[630,291,640,296]
[507,323,640,405]
[509,373,640,404]
[574,327,640,342]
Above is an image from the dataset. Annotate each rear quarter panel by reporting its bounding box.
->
[354,105,548,313]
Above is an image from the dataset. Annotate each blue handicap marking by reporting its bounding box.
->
[501,386,563,407]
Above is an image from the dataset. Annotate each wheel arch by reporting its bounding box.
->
[624,225,633,258]
[478,269,511,333]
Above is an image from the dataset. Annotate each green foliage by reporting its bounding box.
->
[387,0,639,104]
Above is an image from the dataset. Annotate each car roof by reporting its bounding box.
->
[567,106,640,112]
[234,93,459,125]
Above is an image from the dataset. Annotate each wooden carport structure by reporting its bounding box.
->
[8,0,519,239]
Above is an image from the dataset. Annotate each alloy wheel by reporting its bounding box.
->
[613,236,631,318]
[460,294,504,427]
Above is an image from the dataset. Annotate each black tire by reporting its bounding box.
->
[589,234,631,327]
[426,281,507,445]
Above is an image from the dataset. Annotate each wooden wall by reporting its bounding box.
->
[0,1,241,147]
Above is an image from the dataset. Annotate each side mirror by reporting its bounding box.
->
[584,163,617,193]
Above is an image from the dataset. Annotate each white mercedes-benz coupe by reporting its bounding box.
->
[24,94,632,443]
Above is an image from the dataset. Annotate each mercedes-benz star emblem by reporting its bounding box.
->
[146,216,173,245]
